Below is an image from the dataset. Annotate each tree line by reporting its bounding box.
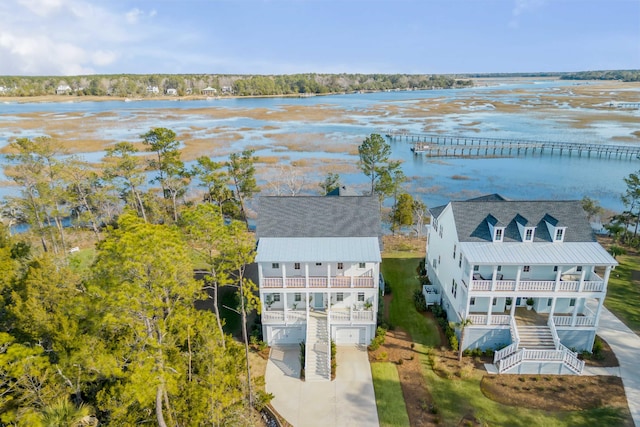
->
[0,73,473,97]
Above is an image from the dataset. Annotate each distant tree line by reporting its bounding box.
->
[560,70,640,82]
[0,73,473,97]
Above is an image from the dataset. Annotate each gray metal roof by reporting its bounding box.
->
[256,196,381,238]
[448,199,595,243]
[255,237,382,262]
[460,242,617,266]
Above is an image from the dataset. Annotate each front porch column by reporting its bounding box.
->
[515,267,522,291]
[327,263,331,288]
[549,297,557,324]
[554,267,562,292]
[593,296,604,327]
[282,264,287,288]
[570,298,579,327]
[510,297,516,317]
[603,265,612,293]
[284,293,288,324]
[306,291,310,318]
[491,266,498,291]
[487,297,492,325]
[258,263,264,285]
[578,267,587,292]
[464,296,471,321]
[305,263,309,288]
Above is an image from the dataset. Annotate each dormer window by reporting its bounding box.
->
[524,228,534,241]
[555,228,565,242]
[494,227,504,242]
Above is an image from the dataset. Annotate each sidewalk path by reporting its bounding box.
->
[597,307,640,426]
[265,345,379,427]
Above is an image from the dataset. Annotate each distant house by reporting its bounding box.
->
[56,84,71,95]
[0,86,6,94]
[201,86,217,96]
[426,194,617,374]
[146,86,160,94]
[221,86,233,94]
[185,88,193,95]
[166,88,178,96]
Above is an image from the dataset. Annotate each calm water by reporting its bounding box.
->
[1,80,639,212]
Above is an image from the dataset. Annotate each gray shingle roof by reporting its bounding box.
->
[257,196,381,238]
[447,199,595,243]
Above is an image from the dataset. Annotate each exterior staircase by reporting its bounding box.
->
[305,311,330,381]
[494,317,584,374]
[517,325,556,350]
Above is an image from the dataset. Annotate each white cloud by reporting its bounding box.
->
[0,0,161,75]
[509,0,545,28]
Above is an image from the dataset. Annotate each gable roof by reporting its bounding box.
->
[449,199,594,243]
[257,196,380,238]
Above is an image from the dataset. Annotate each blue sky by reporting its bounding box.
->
[0,0,638,75]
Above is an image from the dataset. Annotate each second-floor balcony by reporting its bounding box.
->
[262,275,375,289]
[467,273,605,293]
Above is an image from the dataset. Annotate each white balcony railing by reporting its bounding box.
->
[261,275,375,289]
[262,310,307,324]
[552,315,596,327]
[330,309,374,323]
[467,314,511,326]
[469,277,605,293]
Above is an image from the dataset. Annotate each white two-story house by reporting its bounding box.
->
[426,194,617,374]
[256,196,381,380]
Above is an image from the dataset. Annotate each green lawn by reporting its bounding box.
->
[370,362,410,427]
[381,257,440,347]
[382,257,631,427]
[605,254,640,334]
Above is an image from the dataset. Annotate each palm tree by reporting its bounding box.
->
[456,318,473,362]
[39,398,96,427]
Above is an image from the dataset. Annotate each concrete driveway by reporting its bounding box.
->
[265,345,379,427]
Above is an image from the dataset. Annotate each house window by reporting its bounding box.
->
[337,263,344,270]
[569,298,576,307]
[451,279,455,294]
[453,244,456,258]
[553,266,558,272]
[525,228,533,241]
[316,263,322,266]
[438,256,441,265]
[555,229,564,241]
[358,292,365,302]
[497,265,502,272]
[495,228,503,242]
[459,253,462,268]
[294,293,301,302]
[576,266,582,272]
[273,294,281,302]
[294,263,301,270]
[492,298,497,306]
[523,266,530,272]
[336,293,344,302]
[470,297,476,306]
[547,298,552,307]
[272,263,279,269]
[473,265,479,272]
[359,262,366,268]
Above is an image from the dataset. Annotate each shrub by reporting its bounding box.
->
[484,348,495,358]
[414,289,427,312]
[368,326,387,351]
[299,341,306,380]
[449,334,459,352]
[592,336,605,360]
[254,390,274,411]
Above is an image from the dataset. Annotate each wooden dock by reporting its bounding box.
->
[385,131,640,160]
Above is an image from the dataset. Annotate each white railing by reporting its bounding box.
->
[332,277,351,288]
[331,310,351,321]
[309,277,327,288]
[491,315,511,325]
[559,343,585,374]
[353,277,375,288]
[519,280,555,291]
[498,350,523,373]
[494,342,519,364]
[582,281,605,292]
[522,349,564,361]
[575,316,596,326]
[468,314,487,324]
[285,277,306,288]
[352,310,374,321]
[469,278,604,293]
[287,311,306,323]
[263,277,283,288]
[548,316,560,349]
[470,280,492,291]
[552,316,572,326]
[557,281,580,292]
[330,309,374,323]
[262,311,285,323]
[495,281,516,291]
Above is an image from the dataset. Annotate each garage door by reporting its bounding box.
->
[336,327,365,345]
[269,326,305,345]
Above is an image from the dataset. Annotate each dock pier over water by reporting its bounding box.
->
[385,131,640,160]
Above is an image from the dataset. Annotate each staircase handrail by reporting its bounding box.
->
[305,310,310,379]
[559,343,585,374]
[497,349,524,373]
[547,316,561,350]
[494,316,520,364]
[510,316,520,347]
